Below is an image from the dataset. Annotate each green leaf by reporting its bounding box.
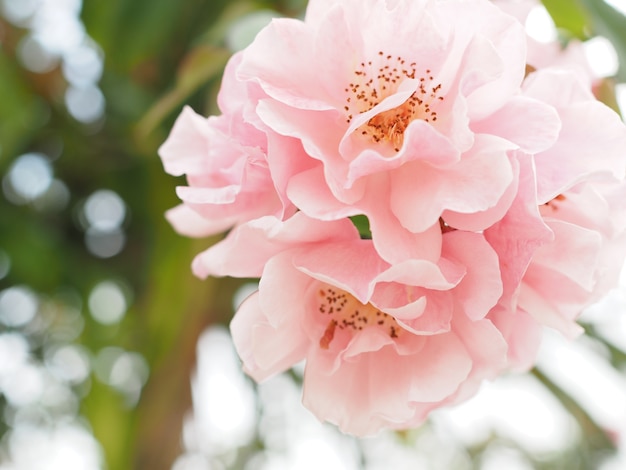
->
[579,0,626,82]
[541,0,591,40]
[350,215,372,239]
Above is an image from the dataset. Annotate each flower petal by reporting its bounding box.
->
[390,135,514,232]
[193,213,358,278]
[165,204,234,238]
[471,96,561,154]
[230,291,309,382]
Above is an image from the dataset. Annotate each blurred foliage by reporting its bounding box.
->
[0,0,624,469]
[543,0,626,80]
[541,0,590,39]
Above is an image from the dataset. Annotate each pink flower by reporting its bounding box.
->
[483,154,553,370]
[518,178,626,337]
[235,0,563,261]
[213,214,507,435]
[158,54,304,237]
[486,69,626,358]
[487,174,626,360]
[159,0,626,437]
[517,70,626,336]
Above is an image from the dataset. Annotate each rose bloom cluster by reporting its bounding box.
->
[160,0,626,436]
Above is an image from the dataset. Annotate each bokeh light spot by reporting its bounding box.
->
[0,286,38,327]
[62,42,104,86]
[7,423,104,470]
[4,153,53,204]
[0,0,41,25]
[584,36,619,78]
[65,85,105,123]
[18,34,58,73]
[85,227,126,258]
[0,332,30,377]
[2,362,46,407]
[109,352,149,405]
[31,4,85,55]
[88,280,127,325]
[45,344,91,384]
[93,347,149,406]
[605,0,626,15]
[94,347,124,384]
[188,327,256,454]
[83,189,126,231]
[172,453,219,470]
[525,5,557,43]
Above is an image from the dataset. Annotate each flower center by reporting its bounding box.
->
[344,51,444,152]
[316,284,402,349]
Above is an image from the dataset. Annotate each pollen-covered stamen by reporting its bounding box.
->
[542,194,566,212]
[344,51,444,152]
[317,284,402,349]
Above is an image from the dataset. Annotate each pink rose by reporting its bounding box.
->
[522,69,626,202]
[159,0,626,436]
[486,69,626,358]
[235,0,563,258]
[483,154,553,370]
[158,54,305,237]
[519,178,626,337]
[214,214,507,435]
[515,70,626,338]
[488,176,626,361]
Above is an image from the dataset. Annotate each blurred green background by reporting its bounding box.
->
[1,0,626,469]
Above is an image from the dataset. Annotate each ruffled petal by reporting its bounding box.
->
[230,291,309,382]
